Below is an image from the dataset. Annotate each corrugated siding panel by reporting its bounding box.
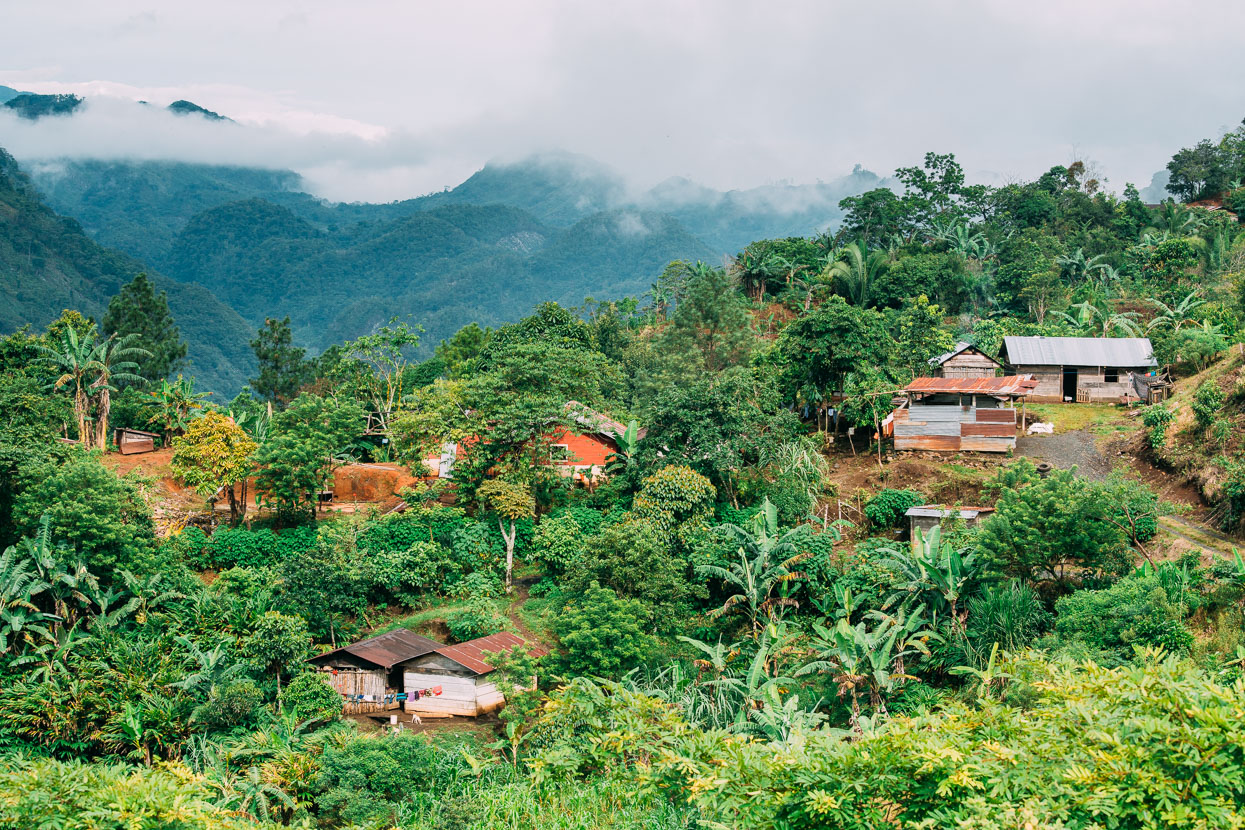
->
[895,435,961,451]
[962,422,1016,438]
[975,409,1017,423]
[960,437,1015,452]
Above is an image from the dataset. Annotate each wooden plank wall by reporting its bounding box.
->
[404,671,484,717]
[320,668,392,714]
[894,406,1016,453]
[940,352,1000,377]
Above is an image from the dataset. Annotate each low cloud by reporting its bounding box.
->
[3,1,1245,202]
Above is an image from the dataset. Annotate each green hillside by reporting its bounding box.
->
[0,148,255,395]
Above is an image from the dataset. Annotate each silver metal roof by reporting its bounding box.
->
[906,506,988,519]
[1001,336,1156,368]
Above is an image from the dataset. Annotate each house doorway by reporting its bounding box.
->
[1062,368,1077,402]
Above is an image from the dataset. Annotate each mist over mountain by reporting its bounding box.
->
[0,148,255,395]
[7,110,888,393]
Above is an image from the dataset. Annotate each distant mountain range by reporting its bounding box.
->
[2,94,887,395]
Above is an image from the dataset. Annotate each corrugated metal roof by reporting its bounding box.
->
[906,505,995,519]
[905,376,1038,396]
[435,632,551,676]
[309,629,443,670]
[1001,336,1156,368]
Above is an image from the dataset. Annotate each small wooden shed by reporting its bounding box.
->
[114,427,159,455]
[930,342,1002,378]
[906,505,995,540]
[399,632,549,717]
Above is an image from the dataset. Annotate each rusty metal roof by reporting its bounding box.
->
[308,628,443,670]
[434,631,551,676]
[905,375,1038,396]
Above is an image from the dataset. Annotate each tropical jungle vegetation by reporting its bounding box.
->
[3,118,1245,828]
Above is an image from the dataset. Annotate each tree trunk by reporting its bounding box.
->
[500,518,517,592]
[74,384,89,447]
[94,388,111,451]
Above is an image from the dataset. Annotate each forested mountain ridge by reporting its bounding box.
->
[0,147,255,394]
[14,143,881,376]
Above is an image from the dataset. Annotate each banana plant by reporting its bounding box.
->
[878,526,981,630]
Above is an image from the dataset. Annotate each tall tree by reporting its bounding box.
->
[88,334,148,450]
[665,264,755,372]
[102,273,187,385]
[249,317,308,406]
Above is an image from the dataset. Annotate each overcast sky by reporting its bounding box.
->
[2,0,1243,202]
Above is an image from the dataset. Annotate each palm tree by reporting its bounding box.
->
[1147,292,1206,332]
[90,333,149,450]
[731,249,780,302]
[1055,248,1108,285]
[877,526,980,629]
[148,376,208,442]
[36,323,101,445]
[828,241,888,307]
[796,610,933,730]
[0,541,55,658]
[696,499,812,635]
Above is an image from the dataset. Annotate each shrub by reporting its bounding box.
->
[446,595,507,642]
[192,679,263,730]
[283,672,342,724]
[864,488,923,529]
[359,505,468,552]
[205,525,318,569]
[1052,574,1190,663]
[654,655,1245,829]
[965,581,1050,654]
[531,513,585,576]
[372,540,450,603]
[314,733,472,826]
[566,518,693,629]
[550,582,655,678]
[632,465,716,547]
[1142,403,1174,451]
[976,468,1131,590]
[166,525,210,568]
[1192,380,1224,430]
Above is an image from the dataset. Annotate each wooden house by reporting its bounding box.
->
[309,629,548,717]
[998,336,1157,403]
[114,427,159,455]
[400,631,549,718]
[929,342,1002,378]
[892,376,1036,453]
[307,629,442,713]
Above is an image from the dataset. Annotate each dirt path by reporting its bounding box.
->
[1158,516,1239,559]
[505,581,540,643]
[1014,430,1113,481]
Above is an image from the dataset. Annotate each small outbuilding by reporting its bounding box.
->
[114,427,160,455]
[930,342,1002,378]
[906,505,995,541]
[998,336,1158,403]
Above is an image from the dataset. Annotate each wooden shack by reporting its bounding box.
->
[930,342,1002,378]
[399,631,548,717]
[114,427,159,455]
[307,629,442,714]
[892,376,1036,453]
[998,336,1157,403]
[906,505,995,540]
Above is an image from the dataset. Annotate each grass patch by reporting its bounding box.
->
[1025,402,1133,433]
